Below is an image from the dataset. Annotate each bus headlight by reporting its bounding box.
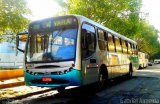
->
[57,68,73,75]
[26,64,34,69]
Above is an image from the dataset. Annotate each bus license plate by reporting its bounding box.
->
[42,77,52,82]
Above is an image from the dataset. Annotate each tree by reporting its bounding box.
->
[136,20,160,58]
[67,0,142,38]
[58,0,160,58]
[67,0,160,57]
[0,0,30,36]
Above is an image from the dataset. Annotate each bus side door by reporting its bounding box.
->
[81,23,98,85]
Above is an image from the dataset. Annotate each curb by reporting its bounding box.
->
[0,77,25,89]
[0,81,25,89]
[0,69,24,80]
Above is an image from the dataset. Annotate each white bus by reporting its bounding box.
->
[0,38,23,69]
[138,52,148,69]
[16,15,139,92]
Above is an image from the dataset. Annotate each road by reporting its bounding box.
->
[1,64,160,104]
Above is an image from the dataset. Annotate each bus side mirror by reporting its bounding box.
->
[16,32,28,53]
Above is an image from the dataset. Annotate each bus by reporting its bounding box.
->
[138,52,148,69]
[0,36,23,69]
[16,15,139,92]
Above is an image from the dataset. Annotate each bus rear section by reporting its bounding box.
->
[138,52,148,69]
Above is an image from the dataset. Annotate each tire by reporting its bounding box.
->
[139,65,141,69]
[139,64,143,69]
[98,64,108,88]
[57,87,65,93]
[98,73,105,87]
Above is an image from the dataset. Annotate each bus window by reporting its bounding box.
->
[115,37,122,53]
[120,38,123,52]
[98,29,107,50]
[132,44,135,55]
[136,45,138,55]
[134,44,138,55]
[108,33,115,52]
[130,43,133,55]
[131,43,135,55]
[122,40,127,53]
[128,42,132,54]
[125,41,128,54]
[81,23,96,59]
[105,32,109,51]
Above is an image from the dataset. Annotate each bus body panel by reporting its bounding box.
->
[77,15,138,85]
[25,68,81,87]
[81,53,99,85]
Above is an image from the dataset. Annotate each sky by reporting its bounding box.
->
[26,0,62,21]
[26,0,160,33]
[141,0,160,32]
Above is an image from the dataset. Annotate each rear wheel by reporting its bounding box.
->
[139,64,142,69]
[99,73,106,87]
[98,64,108,88]
[57,87,65,93]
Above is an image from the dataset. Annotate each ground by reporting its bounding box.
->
[1,64,160,104]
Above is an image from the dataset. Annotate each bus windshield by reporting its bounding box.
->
[26,28,77,63]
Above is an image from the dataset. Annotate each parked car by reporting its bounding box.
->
[148,61,153,66]
[154,59,160,64]
[154,61,159,64]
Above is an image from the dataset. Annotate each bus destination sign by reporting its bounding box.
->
[30,17,77,33]
[53,18,73,27]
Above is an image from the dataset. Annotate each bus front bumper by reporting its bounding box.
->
[24,69,81,87]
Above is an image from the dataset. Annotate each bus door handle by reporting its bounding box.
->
[90,59,96,63]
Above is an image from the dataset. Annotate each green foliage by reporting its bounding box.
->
[152,51,160,60]
[137,20,160,58]
[0,0,30,35]
[68,0,141,37]
[65,0,160,58]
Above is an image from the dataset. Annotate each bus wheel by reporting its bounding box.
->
[99,73,105,87]
[98,64,108,88]
[139,65,142,69]
[57,87,65,93]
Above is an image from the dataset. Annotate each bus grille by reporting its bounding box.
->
[31,79,69,84]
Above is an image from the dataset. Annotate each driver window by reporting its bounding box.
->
[81,23,96,59]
